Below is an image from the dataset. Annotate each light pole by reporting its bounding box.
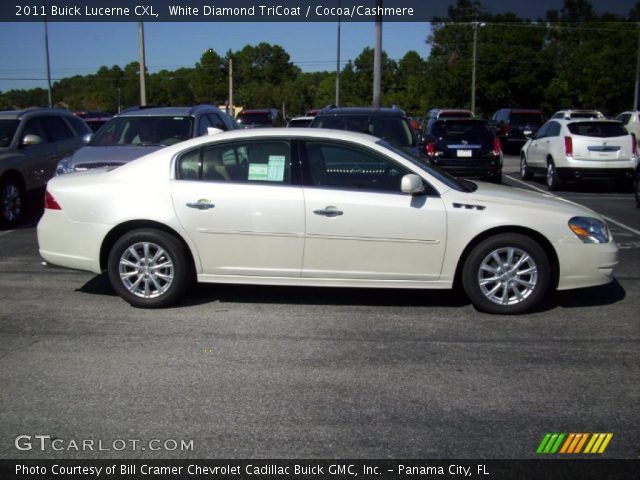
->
[372,0,382,108]
[43,0,52,107]
[336,12,341,106]
[138,22,147,106]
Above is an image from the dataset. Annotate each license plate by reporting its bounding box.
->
[456,149,472,157]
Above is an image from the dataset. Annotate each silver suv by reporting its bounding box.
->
[0,108,90,226]
[55,105,238,175]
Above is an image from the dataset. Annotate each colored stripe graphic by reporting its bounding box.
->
[538,433,613,454]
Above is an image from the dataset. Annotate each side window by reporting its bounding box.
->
[66,116,91,136]
[303,141,411,193]
[21,117,51,145]
[534,123,549,139]
[207,113,228,131]
[43,116,74,141]
[177,140,291,185]
[547,121,561,137]
[197,115,214,136]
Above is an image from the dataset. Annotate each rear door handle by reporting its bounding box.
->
[186,202,215,210]
[314,207,343,217]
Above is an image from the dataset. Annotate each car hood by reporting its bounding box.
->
[64,145,163,168]
[465,181,599,217]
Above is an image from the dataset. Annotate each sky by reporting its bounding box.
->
[0,22,433,93]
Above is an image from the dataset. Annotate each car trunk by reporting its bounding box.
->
[568,122,631,161]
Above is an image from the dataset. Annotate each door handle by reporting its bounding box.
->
[314,207,343,217]
[186,202,215,210]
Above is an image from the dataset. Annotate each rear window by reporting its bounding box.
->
[91,116,194,147]
[237,112,271,125]
[431,120,492,139]
[567,122,628,138]
[311,115,415,147]
[438,111,473,119]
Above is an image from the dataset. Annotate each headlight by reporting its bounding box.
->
[568,216,610,244]
[55,157,73,176]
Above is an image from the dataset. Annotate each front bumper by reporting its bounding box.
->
[556,239,619,290]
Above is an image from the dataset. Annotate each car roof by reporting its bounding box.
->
[0,107,75,120]
[317,106,406,116]
[117,105,221,118]
[239,109,274,114]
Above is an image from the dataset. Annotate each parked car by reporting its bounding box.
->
[38,128,618,315]
[490,108,545,153]
[0,108,91,226]
[73,110,113,132]
[550,109,605,120]
[309,106,427,162]
[286,116,314,128]
[55,105,237,175]
[520,118,637,190]
[616,111,640,141]
[422,118,502,183]
[236,108,283,128]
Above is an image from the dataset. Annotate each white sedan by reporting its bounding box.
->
[37,128,618,314]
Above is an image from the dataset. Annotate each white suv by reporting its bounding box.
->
[550,109,605,120]
[520,118,637,190]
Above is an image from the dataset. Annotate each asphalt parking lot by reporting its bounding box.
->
[0,155,638,459]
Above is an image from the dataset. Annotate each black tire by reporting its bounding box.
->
[635,170,640,208]
[546,160,562,191]
[107,229,192,308]
[520,154,533,180]
[462,233,551,315]
[615,177,634,193]
[0,177,24,228]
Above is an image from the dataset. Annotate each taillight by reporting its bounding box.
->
[564,136,573,158]
[424,142,436,156]
[632,133,637,156]
[492,136,502,156]
[44,190,61,210]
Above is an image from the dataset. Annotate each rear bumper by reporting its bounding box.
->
[557,167,635,181]
[432,157,502,178]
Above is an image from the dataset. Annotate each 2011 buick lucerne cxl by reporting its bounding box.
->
[37,129,618,314]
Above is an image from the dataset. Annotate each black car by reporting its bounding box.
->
[491,108,545,154]
[309,106,427,162]
[423,118,503,183]
[236,108,283,128]
[635,164,639,207]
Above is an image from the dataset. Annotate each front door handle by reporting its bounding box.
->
[314,206,343,217]
[186,202,215,210]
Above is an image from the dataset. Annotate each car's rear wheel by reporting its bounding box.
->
[635,169,640,208]
[520,154,533,180]
[107,229,191,308]
[546,160,562,191]
[0,177,24,228]
[462,233,551,314]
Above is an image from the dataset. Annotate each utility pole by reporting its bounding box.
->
[335,11,341,106]
[44,0,52,108]
[634,23,640,110]
[228,57,233,116]
[471,21,478,114]
[138,22,147,106]
[372,0,382,108]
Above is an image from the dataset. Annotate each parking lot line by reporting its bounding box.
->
[504,174,640,238]
[0,229,15,237]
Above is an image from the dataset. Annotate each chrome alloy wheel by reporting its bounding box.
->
[118,242,174,299]
[477,247,538,306]
[1,183,21,223]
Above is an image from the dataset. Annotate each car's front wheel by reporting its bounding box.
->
[0,177,24,228]
[107,229,191,308]
[462,233,551,314]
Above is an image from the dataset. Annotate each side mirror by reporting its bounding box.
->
[21,134,43,147]
[401,174,425,195]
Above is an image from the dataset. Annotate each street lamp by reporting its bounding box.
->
[471,21,485,114]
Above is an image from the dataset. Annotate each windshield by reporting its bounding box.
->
[90,116,194,147]
[376,139,476,192]
[568,122,628,137]
[510,113,544,126]
[0,119,20,148]
[312,115,415,148]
